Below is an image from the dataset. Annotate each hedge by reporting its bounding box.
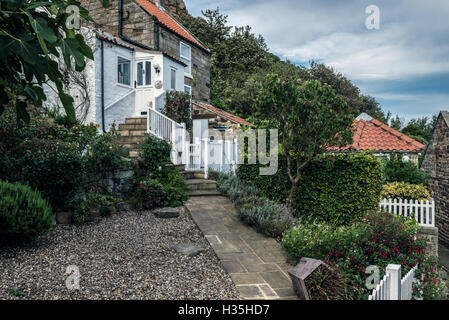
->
[237,152,383,225]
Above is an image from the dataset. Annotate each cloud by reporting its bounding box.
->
[185,0,449,118]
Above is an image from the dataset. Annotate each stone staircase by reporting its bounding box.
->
[117,117,148,158]
[180,170,222,197]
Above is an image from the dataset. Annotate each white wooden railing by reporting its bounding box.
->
[147,108,185,165]
[369,264,419,300]
[379,198,435,227]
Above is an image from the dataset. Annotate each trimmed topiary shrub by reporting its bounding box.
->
[238,152,383,225]
[381,182,430,201]
[0,181,54,237]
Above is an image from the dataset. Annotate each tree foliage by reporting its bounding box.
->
[0,0,109,123]
[254,74,355,208]
[180,8,388,123]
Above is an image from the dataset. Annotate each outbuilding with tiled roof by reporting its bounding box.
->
[328,113,426,164]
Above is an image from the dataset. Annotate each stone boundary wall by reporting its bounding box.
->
[419,226,438,257]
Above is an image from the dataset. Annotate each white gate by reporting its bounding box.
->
[184,138,237,177]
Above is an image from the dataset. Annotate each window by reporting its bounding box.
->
[171,68,176,90]
[136,60,151,87]
[180,42,191,76]
[184,85,191,96]
[117,57,130,86]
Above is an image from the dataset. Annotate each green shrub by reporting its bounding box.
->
[413,256,449,300]
[238,152,383,225]
[159,169,188,207]
[382,182,430,201]
[382,154,427,185]
[73,192,120,224]
[140,136,172,174]
[135,178,167,210]
[0,181,54,237]
[86,133,127,174]
[162,90,192,130]
[20,146,85,210]
[239,200,296,238]
[281,211,426,299]
[216,172,296,237]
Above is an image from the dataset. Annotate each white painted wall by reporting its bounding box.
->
[42,28,187,133]
[162,55,185,92]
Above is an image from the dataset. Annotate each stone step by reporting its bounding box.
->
[128,150,140,158]
[185,179,217,191]
[120,143,140,150]
[118,129,148,137]
[181,171,205,180]
[187,190,223,197]
[119,123,147,131]
[125,117,147,125]
[119,136,147,144]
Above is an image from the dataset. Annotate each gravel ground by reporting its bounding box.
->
[0,208,240,300]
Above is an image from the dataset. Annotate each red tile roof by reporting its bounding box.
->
[329,113,425,153]
[194,102,252,126]
[134,0,209,51]
[97,31,135,50]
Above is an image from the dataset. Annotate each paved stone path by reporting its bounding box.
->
[185,196,299,300]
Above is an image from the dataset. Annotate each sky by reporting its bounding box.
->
[185,0,449,123]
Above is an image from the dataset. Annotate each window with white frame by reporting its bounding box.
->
[136,60,151,87]
[180,42,191,76]
[117,57,131,86]
[170,68,176,90]
[184,85,191,96]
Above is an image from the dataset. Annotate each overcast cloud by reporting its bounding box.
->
[186,0,449,122]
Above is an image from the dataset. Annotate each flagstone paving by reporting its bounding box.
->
[185,196,299,300]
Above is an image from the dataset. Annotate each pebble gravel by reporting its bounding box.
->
[0,208,240,300]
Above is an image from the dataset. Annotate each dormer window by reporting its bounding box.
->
[180,42,191,77]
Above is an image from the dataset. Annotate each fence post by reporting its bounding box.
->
[386,264,401,300]
[181,123,186,165]
[204,138,209,179]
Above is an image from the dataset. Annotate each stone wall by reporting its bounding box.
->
[422,112,449,247]
[160,29,211,102]
[82,0,211,102]
[419,226,439,257]
[83,162,144,199]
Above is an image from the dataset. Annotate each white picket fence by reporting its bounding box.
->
[379,198,435,227]
[184,138,238,178]
[368,264,418,300]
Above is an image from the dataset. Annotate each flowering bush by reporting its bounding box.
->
[161,90,192,130]
[381,182,430,201]
[282,211,427,299]
[135,178,167,210]
[413,256,448,300]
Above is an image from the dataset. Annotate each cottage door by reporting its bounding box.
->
[134,60,154,116]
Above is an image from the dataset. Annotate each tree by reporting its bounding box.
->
[255,74,354,209]
[0,0,109,123]
[389,115,404,130]
[401,116,437,144]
